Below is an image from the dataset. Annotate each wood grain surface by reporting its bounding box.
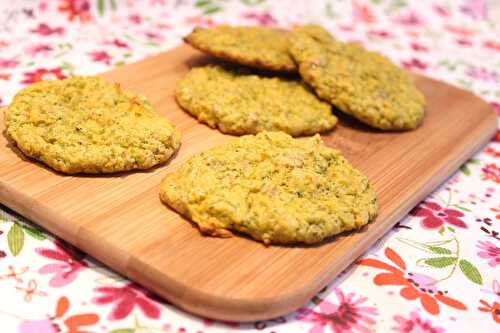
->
[0,45,496,321]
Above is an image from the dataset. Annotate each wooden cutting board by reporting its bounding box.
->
[0,45,496,321]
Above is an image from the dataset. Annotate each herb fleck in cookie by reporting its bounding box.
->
[160,131,377,245]
[184,26,296,72]
[290,25,425,130]
[175,65,337,136]
[4,76,181,174]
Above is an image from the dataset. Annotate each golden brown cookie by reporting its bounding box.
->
[4,76,181,174]
[184,26,296,72]
[290,25,425,130]
[160,131,377,245]
[175,64,337,136]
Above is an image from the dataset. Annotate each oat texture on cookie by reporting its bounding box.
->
[160,131,377,245]
[184,26,296,72]
[4,76,181,174]
[175,64,337,136]
[290,25,425,130]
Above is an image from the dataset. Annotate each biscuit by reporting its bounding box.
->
[175,65,337,136]
[290,25,425,130]
[4,76,181,174]
[184,26,296,72]
[160,131,377,245]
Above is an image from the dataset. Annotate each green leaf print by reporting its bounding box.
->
[459,158,480,176]
[428,246,452,254]
[459,259,483,285]
[22,225,46,240]
[423,257,457,268]
[195,0,222,14]
[97,0,105,15]
[311,295,322,305]
[460,164,471,175]
[386,0,407,13]
[109,329,134,333]
[452,204,471,212]
[204,6,222,14]
[96,0,117,15]
[325,2,336,18]
[7,223,25,256]
[195,0,211,6]
[241,0,265,5]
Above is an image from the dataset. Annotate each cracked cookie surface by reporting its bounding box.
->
[175,64,337,136]
[290,25,425,130]
[160,131,377,245]
[4,76,181,174]
[184,26,296,72]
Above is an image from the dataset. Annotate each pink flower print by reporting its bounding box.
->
[25,44,53,56]
[93,283,161,320]
[144,31,164,41]
[242,12,278,26]
[338,24,355,32]
[185,15,215,28]
[401,58,428,71]
[367,30,393,38]
[484,40,500,52]
[445,25,474,37]
[129,14,142,25]
[482,163,500,183]
[465,66,500,82]
[21,68,66,84]
[405,31,420,38]
[481,279,500,298]
[36,240,87,287]
[393,11,424,26]
[392,311,445,333]
[352,0,376,24]
[477,240,500,267]
[88,51,112,65]
[296,289,378,333]
[58,0,92,23]
[433,4,451,17]
[410,42,428,52]
[461,0,487,20]
[107,38,129,49]
[0,58,19,69]
[410,201,467,229]
[30,23,65,36]
[456,38,473,46]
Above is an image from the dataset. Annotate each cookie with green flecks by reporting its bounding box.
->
[175,64,337,136]
[160,131,377,245]
[184,25,296,72]
[290,25,425,130]
[4,76,181,174]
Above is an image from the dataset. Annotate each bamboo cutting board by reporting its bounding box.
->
[0,45,496,321]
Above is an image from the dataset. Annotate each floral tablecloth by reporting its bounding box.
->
[0,1,499,332]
